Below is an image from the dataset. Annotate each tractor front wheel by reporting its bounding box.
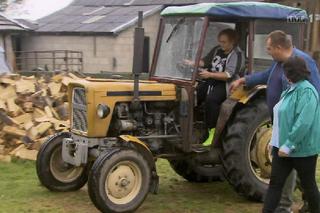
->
[88,148,151,213]
[36,132,90,191]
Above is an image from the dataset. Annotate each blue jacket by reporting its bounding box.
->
[245,48,320,109]
[277,80,320,157]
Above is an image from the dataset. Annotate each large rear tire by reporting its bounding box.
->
[222,98,272,201]
[88,148,151,213]
[36,132,90,191]
[169,159,224,182]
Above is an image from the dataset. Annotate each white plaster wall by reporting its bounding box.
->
[20,12,161,73]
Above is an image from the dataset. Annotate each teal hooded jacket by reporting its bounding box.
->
[278,80,320,157]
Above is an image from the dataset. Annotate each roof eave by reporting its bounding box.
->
[111,5,163,35]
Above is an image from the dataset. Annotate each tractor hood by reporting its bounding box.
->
[67,77,177,137]
[67,77,177,98]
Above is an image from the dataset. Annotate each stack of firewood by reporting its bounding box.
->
[0,72,80,161]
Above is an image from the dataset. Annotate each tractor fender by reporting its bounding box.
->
[213,85,266,148]
[119,135,159,194]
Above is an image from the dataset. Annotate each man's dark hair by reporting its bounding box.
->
[283,56,310,83]
[267,30,292,49]
[218,28,238,44]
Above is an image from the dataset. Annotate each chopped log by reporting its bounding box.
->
[0,145,4,155]
[44,106,53,118]
[22,102,34,112]
[51,73,64,82]
[33,108,47,119]
[12,145,38,161]
[56,102,69,120]
[7,98,21,117]
[0,73,73,155]
[36,137,49,145]
[0,154,11,162]
[14,113,33,125]
[23,121,34,131]
[21,136,34,148]
[61,76,74,86]
[30,90,43,98]
[0,85,17,101]
[0,111,20,126]
[34,116,51,123]
[48,82,62,97]
[53,120,70,131]
[44,101,61,120]
[32,97,46,109]
[21,75,35,80]
[0,100,7,111]
[13,139,23,146]
[36,122,53,136]
[68,72,82,80]
[9,144,24,155]
[3,126,26,137]
[0,77,16,85]
[28,127,39,140]
[15,79,36,94]
[46,128,55,136]
[30,141,41,151]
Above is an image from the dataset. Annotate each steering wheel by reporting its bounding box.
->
[176,62,194,73]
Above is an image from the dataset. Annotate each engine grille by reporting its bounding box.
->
[72,87,87,132]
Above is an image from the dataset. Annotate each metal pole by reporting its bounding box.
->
[311,0,319,52]
[132,11,144,107]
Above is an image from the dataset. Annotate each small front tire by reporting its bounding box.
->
[88,148,151,213]
[36,132,90,191]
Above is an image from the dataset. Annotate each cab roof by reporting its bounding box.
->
[161,2,308,21]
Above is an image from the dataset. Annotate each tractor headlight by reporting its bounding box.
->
[97,104,110,119]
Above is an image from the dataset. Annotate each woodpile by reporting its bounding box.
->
[0,72,80,161]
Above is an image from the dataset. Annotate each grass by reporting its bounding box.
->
[2,158,319,213]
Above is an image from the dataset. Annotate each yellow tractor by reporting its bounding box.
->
[36,2,308,212]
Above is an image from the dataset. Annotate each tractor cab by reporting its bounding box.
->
[150,2,307,152]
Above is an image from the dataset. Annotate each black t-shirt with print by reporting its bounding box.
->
[202,47,230,85]
[211,49,229,72]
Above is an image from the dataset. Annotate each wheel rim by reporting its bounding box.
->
[50,146,84,183]
[106,161,142,205]
[248,121,272,184]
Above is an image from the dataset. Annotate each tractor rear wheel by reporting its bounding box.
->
[222,98,272,201]
[169,159,224,182]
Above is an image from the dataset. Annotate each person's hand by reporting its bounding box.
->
[183,59,194,66]
[198,69,212,79]
[278,150,289,157]
[229,78,245,93]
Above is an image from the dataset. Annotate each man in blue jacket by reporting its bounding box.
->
[230,30,320,213]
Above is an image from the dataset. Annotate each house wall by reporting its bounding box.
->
[20,13,161,73]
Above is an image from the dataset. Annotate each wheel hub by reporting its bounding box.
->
[256,129,272,177]
[50,147,84,183]
[106,161,142,204]
[249,122,272,183]
[120,178,130,187]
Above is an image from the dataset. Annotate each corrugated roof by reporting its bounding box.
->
[0,13,29,31]
[71,0,244,6]
[36,4,162,34]
[33,0,259,34]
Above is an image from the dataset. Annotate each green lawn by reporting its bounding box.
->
[1,158,316,213]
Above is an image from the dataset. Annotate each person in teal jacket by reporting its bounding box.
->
[263,56,320,213]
